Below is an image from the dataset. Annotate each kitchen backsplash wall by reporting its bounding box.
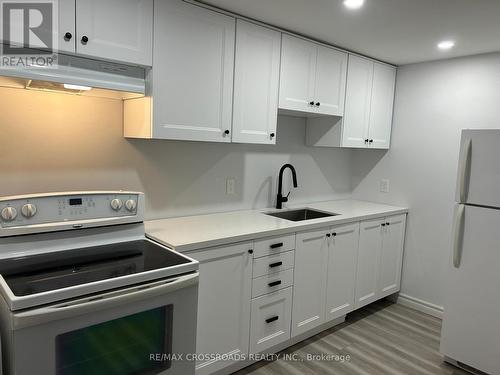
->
[0,87,352,219]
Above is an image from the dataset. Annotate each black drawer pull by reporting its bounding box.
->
[266,316,279,324]
[268,280,282,287]
[270,242,283,249]
[269,261,283,268]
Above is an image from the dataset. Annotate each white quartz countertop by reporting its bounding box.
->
[146,200,408,253]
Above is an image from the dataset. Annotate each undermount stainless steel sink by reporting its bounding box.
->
[264,208,339,222]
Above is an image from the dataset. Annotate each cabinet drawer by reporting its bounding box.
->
[250,287,292,354]
[253,250,295,278]
[254,234,295,258]
[252,269,294,298]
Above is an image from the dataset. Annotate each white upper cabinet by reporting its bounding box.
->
[368,62,397,149]
[279,35,316,114]
[58,0,76,54]
[343,55,396,149]
[232,20,281,144]
[279,35,347,116]
[1,0,152,65]
[308,54,396,149]
[152,0,235,142]
[342,55,374,148]
[75,0,153,66]
[313,45,348,116]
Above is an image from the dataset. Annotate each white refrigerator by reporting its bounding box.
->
[440,129,500,374]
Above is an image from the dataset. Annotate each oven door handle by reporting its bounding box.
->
[13,272,199,330]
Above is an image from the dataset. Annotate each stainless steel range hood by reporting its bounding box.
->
[0,52,147,97]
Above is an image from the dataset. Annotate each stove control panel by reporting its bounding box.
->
[0,192,143,229]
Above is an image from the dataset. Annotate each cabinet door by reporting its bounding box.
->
[378,214,406,298]
[368,63,396,149]
[325,223,360,321]
[75,0,153,65]
[279,35,317,114]
[342,55,373,148]
[292,228,329,337]
[355,218,384,309]
[232,20,281,144]
[58,0,76,53]
[153,0,235,142]
[188,242,253,375]
[314,46,348,116]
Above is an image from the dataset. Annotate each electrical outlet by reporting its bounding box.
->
[226,178,236,195]
[380,179,390,193]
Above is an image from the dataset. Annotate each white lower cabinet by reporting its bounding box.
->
[355,214,406,309]
[355,218,384,309]
[291,227,329,337]
[190,214,406,375]
[250,287,293,354]
[378,214,406,297]
[325,222,360,320]
[187,242,253,375]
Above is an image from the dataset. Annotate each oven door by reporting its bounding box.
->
[8,272,198,375]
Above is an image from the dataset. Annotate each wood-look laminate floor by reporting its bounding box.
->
[235,299,470,375]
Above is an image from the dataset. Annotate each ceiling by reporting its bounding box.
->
[199,0,500,65]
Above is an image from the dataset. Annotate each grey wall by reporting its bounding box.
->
[0,87,352,220]
[352,52,500,308]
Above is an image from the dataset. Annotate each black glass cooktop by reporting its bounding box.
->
[0,240,191,297]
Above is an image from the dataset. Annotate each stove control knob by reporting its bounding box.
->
[21,203,37,218]
[110,198,123,211]
[1,207,17,221]
[125,199,137,212]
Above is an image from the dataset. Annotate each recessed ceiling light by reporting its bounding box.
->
[437,40,455,50]
[343,0,364,10]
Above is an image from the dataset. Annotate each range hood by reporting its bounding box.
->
[0,52,147,97]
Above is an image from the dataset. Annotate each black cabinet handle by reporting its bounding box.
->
[269,261,283,268]
[381,223,386,227]
[268,280,282,287]
[365,139,369,143]
[270,133,275,138]
[224,129,230,135]
[315,102,321,107]
[332,232,337,237]
[326,233,331,238]
[309,101,315,106]
[270,242,283,249]
[64,32,72,41]
[369,139,374,143]
[248,249,254,254]
[386,222,390,226]
[81,35,89,43]
[266,316,279,324]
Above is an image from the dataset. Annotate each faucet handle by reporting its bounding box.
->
[282,191,291,203]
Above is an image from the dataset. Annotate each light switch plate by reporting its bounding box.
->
[380,179,390,193]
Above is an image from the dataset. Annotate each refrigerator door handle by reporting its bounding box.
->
[458,138,472,203]
[452,204,466,268]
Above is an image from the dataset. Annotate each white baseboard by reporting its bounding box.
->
[393,293,444,319]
